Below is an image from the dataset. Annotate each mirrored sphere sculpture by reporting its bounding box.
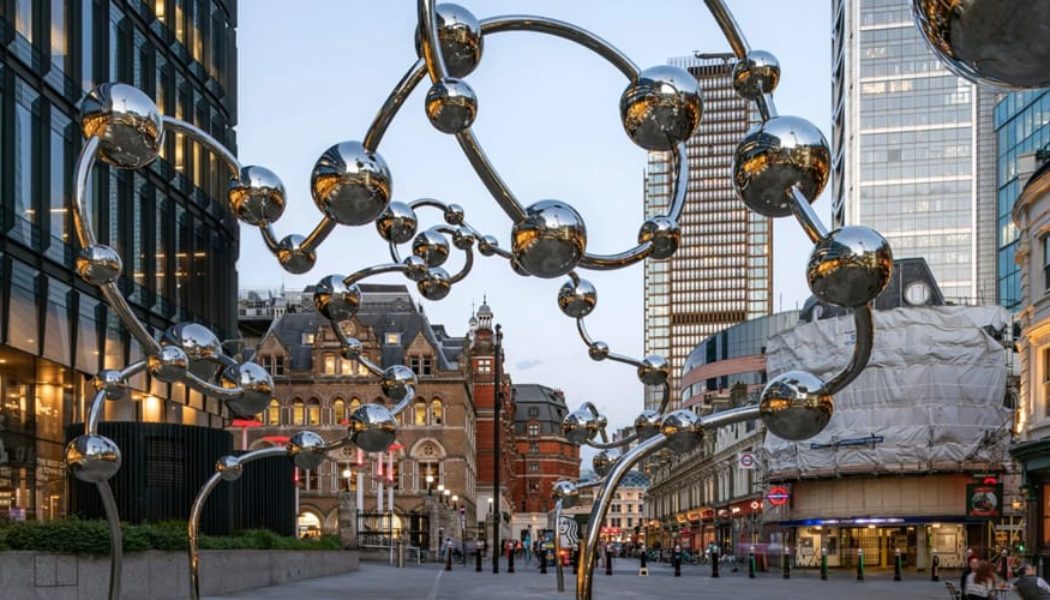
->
[215,455,244,482]
[76,245,123,286]
[310,141,392,226]
[760,370,834,441]
[732,115,830,217]
[807,226,893,308]
[511,200,587,278]
[425,78,478,134]
[221,362,275,417]
[287,431,327,470]
[79,82,164,169]
[415,3,483,78]
[349,404,398,452]
[620,65,703,151]
[228,165,286,226]
[592,448,621,478]
[65,435,122,483]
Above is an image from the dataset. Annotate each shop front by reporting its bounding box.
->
[783,517,970,569]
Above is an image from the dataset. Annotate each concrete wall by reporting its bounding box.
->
[0,549,359,600]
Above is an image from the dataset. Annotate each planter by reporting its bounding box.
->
[0,549,359,600]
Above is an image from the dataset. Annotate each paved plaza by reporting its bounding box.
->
[206,559,969,599]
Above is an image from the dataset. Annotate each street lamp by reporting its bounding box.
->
[488,497,494,513]
[426,474,435,495]
[342,467,352,491]
[444,488,451,507]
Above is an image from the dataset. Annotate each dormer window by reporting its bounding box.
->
[301,332,315,345]
[528,423,540,437]
[385,332,401,345]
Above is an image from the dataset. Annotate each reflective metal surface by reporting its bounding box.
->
[759,370,834,441]
[733,115,830,217]
[633,409,662,441]
[558,277,598,319]
[78,83,164,169]
[636,355,669,386]
[228,165,286,226]
[659,410,704,453]
[147,345,190,383]
[425,78,478,134]
[313,275,362,322]
[287,431,328,470]
[551,480,580,509]
[215,455,243,482]
[807,226,893,308]
[275,234,318,274]
[381,365,418,402]
[638,216,680,260]
[311,141,392,226]
[732,50,780,100]
[349,403,398,452]
[76,245,123,286]
[163,322,222,363]
[220,362,274,418]
[376,201,419,244]
[65,434,122,483]
[412,227,452,267]
[620,65,703,151]
[511,200,587,278]
[591,448,621,478]
[416,3,483,78]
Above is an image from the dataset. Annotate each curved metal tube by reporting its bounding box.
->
[259,225,280,253]
[585,431,638,450]
[605,352,645,369]
[85,390,108,436]
[577,434,668,600]
[702,0,750,58]
[702,404,761,429]
[357,354,385,377]
[97,481,123,600]
[162,116,241,177]
[98,283,163,355]
[825,305,874,395]
[417,0,448,82]
[575,317,595,347]
[71,136,101,248]
[454,129,529,223]
[448,245,474,284]
[667,142,689,222]
[390,386,418,417]
[364,58,427,152]
[481,15,639,79]
[657,381,671,416]
[301,217,337,254]
[788,186,829,244]
[577,242,654,271]
[555,498,565,592]
[343,263,410,287]
[409,198,453,213]
[757,92,778,123]
[189,445,287,600]
[184,372,242,400]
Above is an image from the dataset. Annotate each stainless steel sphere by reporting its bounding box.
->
[561,407,602,445]
[276,234,317,274]
[349,403,398,452]
[557,278,597,319]
[65,434,122,483]
[415,3,484,78]
[451,226,475,250]
[425,78,478,135]
[76,244,123,286]
[287,431,327,470]
[313,275,362,322]
[620,65,703,151]
[637,355,669,386]
[660,410,704,453]
[592,448,621,478]
[417,267,452,301]
[732,115,830,217]
[147,344,189,382]
[588,341,610,361]
[551,480,580,509]
[913,0,1050,88]
[760,370,834,441]
[162,322,222,362]
[807,226,893,308]
[221,361,274,417]
[216,455,243,482]
[638,216,680,260]
[510,200,587,279]
[633,409,662,441]
[93,369,127,400]
[311,141,392,226]
[412,228,451,267]
[375,201,418,244]
[402,255,429,282]
[340,337,364,361]
[228,165,286,226]
[477,235,500,257]
[732,50,781,100]
[444,203,466,225]
[79,83,164,168]
[381,365,418,402]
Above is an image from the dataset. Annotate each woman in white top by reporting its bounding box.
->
[965,560,997,599]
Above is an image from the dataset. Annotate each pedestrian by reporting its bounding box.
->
[524,533,532,565]
[962,554,980,595]
[1014,562,1050,600]
[446,537,454,561]
[964,560,997,599]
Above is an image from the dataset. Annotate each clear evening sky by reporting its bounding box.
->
[234,1,831,458]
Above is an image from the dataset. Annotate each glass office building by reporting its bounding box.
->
[643,54,771,410]
[993,91,1050,310]
[831,0,997,304]
[0,0,238,521]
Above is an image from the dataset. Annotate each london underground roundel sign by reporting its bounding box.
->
[767,486,790,506]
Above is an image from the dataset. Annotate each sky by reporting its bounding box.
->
[234,1,831,461]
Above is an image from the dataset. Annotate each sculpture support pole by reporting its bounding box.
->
[825,305,874,395]
[555,498,565,592]
[97,481,122,600]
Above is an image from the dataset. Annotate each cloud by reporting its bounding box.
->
[516,358,544,370]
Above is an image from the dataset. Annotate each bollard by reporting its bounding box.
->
[1000,549,1009,580]
[749,546,756,579]
[639,548,649,576]
[476,547,482,572]
[711,549,720,578]
[783,546,791,579]
[398,539,405,569]
[930,554,939,582]
[508,547,515,573]
[446,547,453,572]
[857,548,865,581]
[606,550,613,576]
[893,548,901,582]
[820,547,828,581]
[674,553,681,577]
[541,550,548,574]
[572,548,579,575]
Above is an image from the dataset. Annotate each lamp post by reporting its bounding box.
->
[493,323,503,575]
[426,474,434,496]
[342,467,352,492]
[444,488,451,508]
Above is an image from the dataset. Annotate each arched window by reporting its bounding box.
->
[267,399,280,425]
[349,397,362,414]
[431,398,444,425]
[414,401,427,426]
[292,398,304,425]
[307,398,321,425]
[333,398,346,424]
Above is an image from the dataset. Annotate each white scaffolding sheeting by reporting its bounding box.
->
[763,306,1012,480]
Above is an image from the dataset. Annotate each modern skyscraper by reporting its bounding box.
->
[831,0,997,304]
[0,1,238,521]
[643,53,772,411]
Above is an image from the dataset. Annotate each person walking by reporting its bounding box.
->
[1015,562,1050,600]
[524,533,532,565]
[964,561,997,600]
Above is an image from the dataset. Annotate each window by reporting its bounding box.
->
[302,332,315,345]
[333,398,346,424]
[274,356,285,376]
[51,0,69,72]
[422,357,433,375]
[349,397,362,414]
[340,358,354,375]
[15,0,33,42]
[1043,237,1050,293]
[307,398,321,425]
[528,462,539,473]
[419,462,439,492]
[385,332,401,345]
[477,358,492,373]
[323,354,336,375]
[1044,349,1050,418]
[431,399,444,425]
[266,399,280,425]
[529,442,539,454]
[410,356,421,375]
[292,398,304,425]
[527,423,540,437]
[414,401,427,426]
[528,407,539,417]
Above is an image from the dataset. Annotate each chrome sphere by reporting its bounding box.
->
[425,78,478,135]
[376,201,418,244]
[147,344,189,382]
[661,410,704,453]
[551,480,580,509]
[402,255,429,282]
[412,228,451,267]
[311,141,392,226]
[444,203,466,225]
[349,403,398,452]
[760,370,834,441]
[79,83,164,168]
[588,341,610,361]
[65,434,122,483]
[163,322,222,362]
[732,115,830,217]
[93,369,127,400]
[228,165,286,226]
[415,3,484,78]
[638,216,680,260]
[314,275,362,322]
[76,244,123,286]
[477,235,500,257]
[381,365,418,402]
[221,362,274,417]
[216,455,243,482]
[340,336,364,361]
[451,226,475,250]
[732,50,781,100]
[557,278,597,319]
[637,355,669,386]
[417,267,452,301]
[510,200,587,279]
[807,226,893,308]
[620,65,703,151]
[276,234,317,274]
[913,0,1050,88]
[634,409,662,441]
[561,407,602,445]
[592,448,621,478]
[287,431,327,470]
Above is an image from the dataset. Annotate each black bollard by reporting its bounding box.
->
[639,548,649,576]
[711,550,720,578]
[508,547,515,573]
[674,553,681,577]
[749,546,756,579]
[856,549,864,581]
[1000,550,1009,581]
[931,554,940,582]
[446,548,453,572]
[541,550,548,574]
[572,548,579,575]
[606,550,613,576]
[820,547,828,581]
[893,548,901,582]
[476,547,482,572]
[783,546,791,579]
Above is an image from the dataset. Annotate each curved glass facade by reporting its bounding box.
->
[0,0,238,521]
